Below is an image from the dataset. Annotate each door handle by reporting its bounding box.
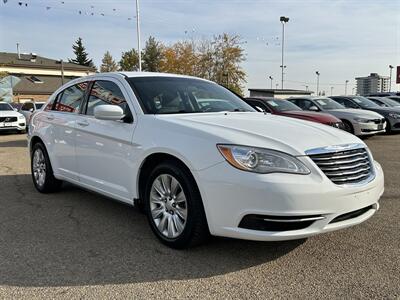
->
[46,114,55,121]
[77,120,89,127]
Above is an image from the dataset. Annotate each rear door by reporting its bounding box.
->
[74,79,137,202]
[47,82,88,180]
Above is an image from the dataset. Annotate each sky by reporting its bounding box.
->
[0,0,399,95]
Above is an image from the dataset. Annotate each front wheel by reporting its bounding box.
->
[144,161,209,248]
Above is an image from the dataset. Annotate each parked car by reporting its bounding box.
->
[19,101,46,125]
[245,97,345,130]
[329,96,400,133]
[288,97,386,136]
[367,97,400,108]
[368,92,400,97]
[0,102,26,133]
[385,96,400,104]
[28,73,384,248]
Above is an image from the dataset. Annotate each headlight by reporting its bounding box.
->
[388,113,400,119]
[18,115,25,120]
[217,145,310,174]
[354,118,371,123]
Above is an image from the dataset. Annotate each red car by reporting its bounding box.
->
[245,97,345,129]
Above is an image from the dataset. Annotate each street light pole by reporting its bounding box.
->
[269,76,273,89]
[136,0,142,72]
[280,16,289,90]
[315,71,320,96]
[345,80,349,95]
[330,86,334,96]
[389,65,394,92]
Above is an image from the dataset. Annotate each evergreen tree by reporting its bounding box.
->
[69,37,94,67]
[100,51,118,72]
[119,49,139,71]
[142,36,164,72]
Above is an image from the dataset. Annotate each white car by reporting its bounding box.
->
[288,97,386,136]
[28,73,384,248]
[0,102,26,133]
[19,101,46,126]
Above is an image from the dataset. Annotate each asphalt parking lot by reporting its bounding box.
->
[0,133,399,299]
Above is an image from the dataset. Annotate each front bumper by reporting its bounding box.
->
[353,121,386,136]
[0,121,26,131]
[387,118,400,132]
[195,159,384,241]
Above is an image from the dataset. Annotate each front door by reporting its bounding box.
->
[74,79,136,202]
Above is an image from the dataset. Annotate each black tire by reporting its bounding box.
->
[385,119,392,134]
[31,142,62,193]
[342,120,354,134]
[144,161,209,249]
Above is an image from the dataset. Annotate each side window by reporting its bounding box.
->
[22,102,34,111]
[332,97,344,105]
[342,99,358,108]
[54,82,88,113]
[86,80,132,119]
[294,99,307,110]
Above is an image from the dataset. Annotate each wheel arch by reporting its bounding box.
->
[137,152,199,203]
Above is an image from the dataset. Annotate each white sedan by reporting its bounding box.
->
[28,73,384,248]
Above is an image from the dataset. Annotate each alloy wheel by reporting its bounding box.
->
[150,174,188,239]
[32,148,46,187]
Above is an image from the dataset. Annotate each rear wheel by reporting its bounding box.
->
[31,142,62,193]
[144,161,209,248]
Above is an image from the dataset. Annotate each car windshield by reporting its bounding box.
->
[36,103,44,109]
[351,96,380,108]
[126,77,255,114]
[266,99,302,112]
[0,103,13,111]
[314,98,345,110]
[379,97,400,107]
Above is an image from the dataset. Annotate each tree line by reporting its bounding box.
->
[69,34,246,95]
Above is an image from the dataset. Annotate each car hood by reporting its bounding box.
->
[362,107,400,116]
[155,112,362,156]
[278,110,340,123]
[0,110,23,118]
[325,108,384,119]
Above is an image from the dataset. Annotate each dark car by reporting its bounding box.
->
[385,96,400,104]
[368,92,400,97]
[329,96,400,133]
[367,97,400,108]
[245,97,344,129]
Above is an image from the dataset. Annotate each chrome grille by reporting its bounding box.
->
[0,117,17,122]
[308,147,373,185]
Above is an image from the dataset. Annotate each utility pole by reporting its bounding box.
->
[316,71,320,96]
[280,16,289,90]
[136,0,142,71]
[389,65,394,92]
[345,80,349,95]
[330,86,334,96]
[60,59,64,85]
[269,76,273,89]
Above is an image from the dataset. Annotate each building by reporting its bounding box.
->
[248,89,313,99]
[0,52,96,103]
[355,73,389,96]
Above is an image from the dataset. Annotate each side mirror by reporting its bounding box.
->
[13,108,18,111]
[309,105,319,111]
[94,105,124,121]
[29,108,34,112]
